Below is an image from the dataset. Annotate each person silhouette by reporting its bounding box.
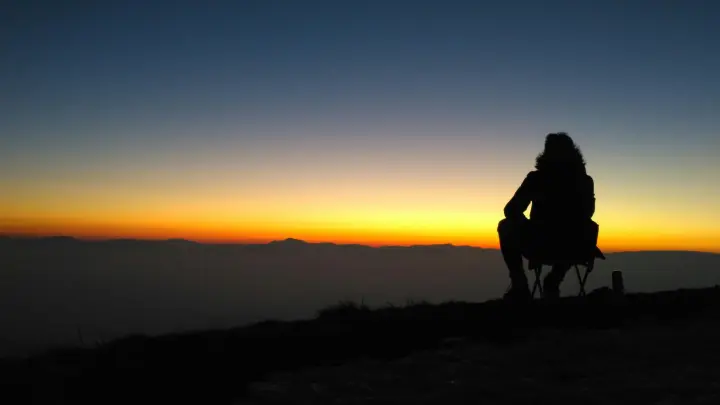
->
[497,132,597,302]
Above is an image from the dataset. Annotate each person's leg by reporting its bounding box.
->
[497,218,530,295]
[544,263,571,298]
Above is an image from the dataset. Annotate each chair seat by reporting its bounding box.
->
[526,246,606,298]
[527,246,605,269]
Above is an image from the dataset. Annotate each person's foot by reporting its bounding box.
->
[543,276,561,300]
[503,286,532,303]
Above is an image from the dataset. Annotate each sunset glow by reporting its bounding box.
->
[3,154,719,253]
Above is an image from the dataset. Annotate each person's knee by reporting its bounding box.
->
[497,218,518,240]
[497,218,508,234]
[498,217,528,235]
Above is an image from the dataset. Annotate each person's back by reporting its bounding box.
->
[503,133,595,227]
[526,169,594,225]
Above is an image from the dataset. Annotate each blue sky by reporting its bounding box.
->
[2,0,719,249]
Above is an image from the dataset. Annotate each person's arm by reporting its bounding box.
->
[582,175,596,219]
[503,172,535,220]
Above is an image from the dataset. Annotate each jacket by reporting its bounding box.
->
[504,169,595,225]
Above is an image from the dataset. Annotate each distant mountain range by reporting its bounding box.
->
[6,235,716,254]
[0,236,718,357]
[0,235,480,248]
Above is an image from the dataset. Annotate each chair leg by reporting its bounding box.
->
[575,264,589,297]
[531,266,543,298]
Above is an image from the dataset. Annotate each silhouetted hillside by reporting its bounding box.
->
[2,286,720,404]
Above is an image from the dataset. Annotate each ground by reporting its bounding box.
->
[3,287,720,404]
[241,309,720,404]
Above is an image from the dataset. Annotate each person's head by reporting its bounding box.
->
[535,132,586,172]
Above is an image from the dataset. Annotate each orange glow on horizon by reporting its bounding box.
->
[3,153,719,254]
[2,216,719,253]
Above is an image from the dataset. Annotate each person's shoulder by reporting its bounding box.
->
[520,170,536,181]
[522,170,542,187]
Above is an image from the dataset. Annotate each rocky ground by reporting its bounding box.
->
[241,317,720,405]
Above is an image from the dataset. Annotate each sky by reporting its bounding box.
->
[1,0,719,252]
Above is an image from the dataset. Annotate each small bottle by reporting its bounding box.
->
[612,270,625,295]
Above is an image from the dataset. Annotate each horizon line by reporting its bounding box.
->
[2,233,719,254]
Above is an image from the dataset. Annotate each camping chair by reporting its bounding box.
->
[528,245,606,298]
[524,220,606,298]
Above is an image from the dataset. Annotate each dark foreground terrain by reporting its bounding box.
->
[3,287,720,404]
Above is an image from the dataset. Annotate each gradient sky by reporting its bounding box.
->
[2,0,719,251]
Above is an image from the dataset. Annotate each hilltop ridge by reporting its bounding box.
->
[2,286,720,404]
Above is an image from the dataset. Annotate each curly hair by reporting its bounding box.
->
[534,132,586,173]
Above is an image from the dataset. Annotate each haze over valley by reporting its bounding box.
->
[2,236,719,357]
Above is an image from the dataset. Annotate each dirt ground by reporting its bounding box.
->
[239,316,720,405]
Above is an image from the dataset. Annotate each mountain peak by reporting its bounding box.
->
[269,238,308,245]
